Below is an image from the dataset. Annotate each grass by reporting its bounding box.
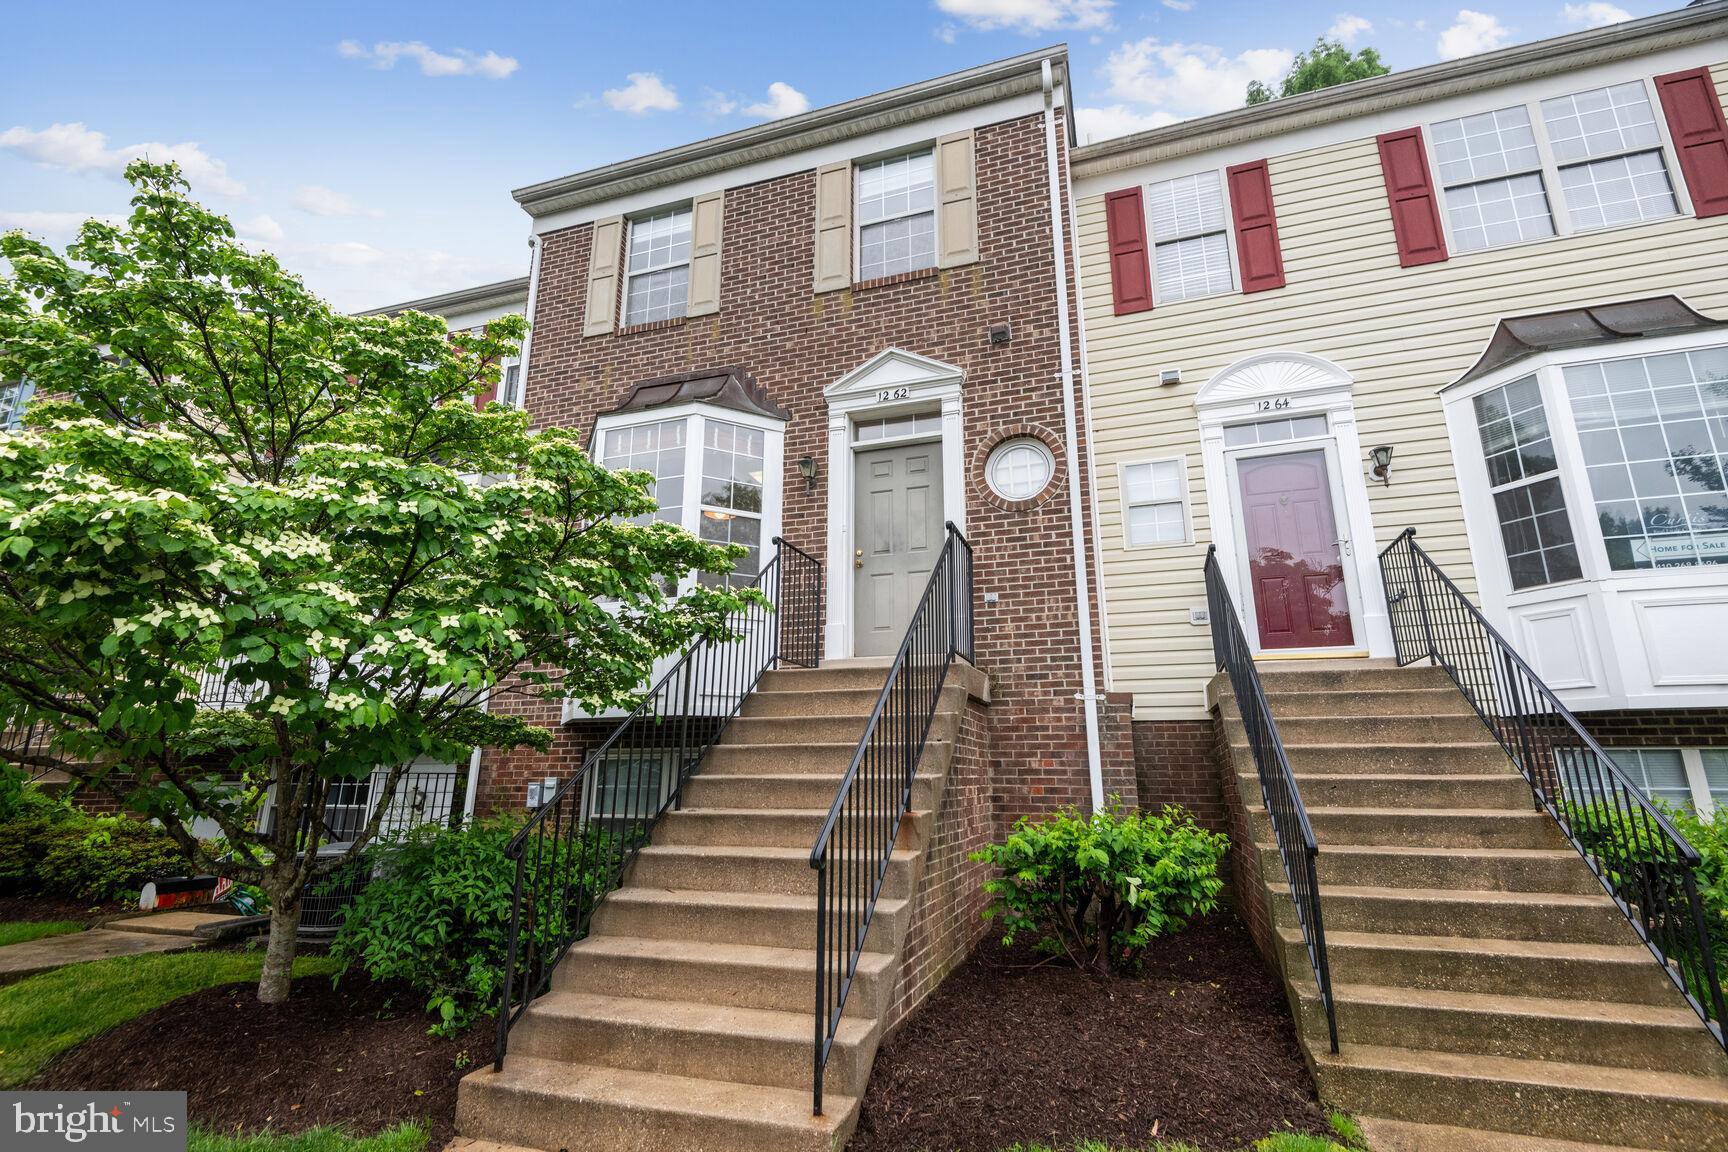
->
[0,947,341,1087]
[998,1114,1371,1152]
[189,1123,429,1152]
[0,920,83,947]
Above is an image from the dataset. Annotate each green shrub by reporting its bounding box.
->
[37,815,196,902]
[0,810,69,893]
[971,802,1228,976]
[330,816,638,1034]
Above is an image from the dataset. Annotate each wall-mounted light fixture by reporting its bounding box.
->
[796,455,818,491]
[1369,445,1395,486]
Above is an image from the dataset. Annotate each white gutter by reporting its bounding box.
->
[1041,59,1106,813]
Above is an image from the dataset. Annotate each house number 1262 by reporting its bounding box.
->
[876,387,910,403]
[1256,397,1292,412]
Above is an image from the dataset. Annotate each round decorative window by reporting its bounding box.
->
[985,438,1055,501]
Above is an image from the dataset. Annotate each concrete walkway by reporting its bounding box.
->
[0,927,198,984]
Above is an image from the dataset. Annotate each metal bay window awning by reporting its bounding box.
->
[1451,295,1728,390]
[591,366,789,436]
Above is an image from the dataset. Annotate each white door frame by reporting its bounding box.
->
[823,349,967,660]
[1195,351,1393,658]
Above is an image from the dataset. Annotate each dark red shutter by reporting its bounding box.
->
[1225,160,1286,293]
[1376,128,1449,268]
[474,377,497,411]
[1104,187,1153,315]
[1656,67,1728,219]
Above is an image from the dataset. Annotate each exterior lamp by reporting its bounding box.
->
[796,455,818,491]
[1369,445,1394,486]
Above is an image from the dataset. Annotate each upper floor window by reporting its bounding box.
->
[1471,375,1582,589]
[856,149,936,281]
[1146,171,1233,302]
[0,380,35,430]
[1430,79,1680,255]
[624,207,692,326]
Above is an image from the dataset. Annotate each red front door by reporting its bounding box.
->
[1237,449,1355,650]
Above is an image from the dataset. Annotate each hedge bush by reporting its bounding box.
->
[972,802,1228,976]
[0,786,195,903]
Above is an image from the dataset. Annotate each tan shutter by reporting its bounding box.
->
[813,161,852,293]
[935,130,978,268]
[687,191,724,317]
[583,215,624,337]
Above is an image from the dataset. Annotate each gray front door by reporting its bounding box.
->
[853,441,945,657]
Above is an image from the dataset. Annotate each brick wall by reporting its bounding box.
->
[1211,706,1279,971]
[1576,708,1728,748]
[486,106,1132,821]
[1132,718,1227,831]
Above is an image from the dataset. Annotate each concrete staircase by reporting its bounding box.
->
[455,661,986,1152]
[1219,659,1728,1152]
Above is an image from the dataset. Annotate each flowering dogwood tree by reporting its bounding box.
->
[0,162,751,1001]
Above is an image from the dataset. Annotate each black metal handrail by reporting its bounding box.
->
[1204,546,1338,1053]
[809,522,972,1115]
[492,537,823,1069]
[1379,528,1726,1049]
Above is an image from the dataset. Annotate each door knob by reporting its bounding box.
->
[854,548,864,569]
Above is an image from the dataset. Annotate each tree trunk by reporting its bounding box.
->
[258,896,303,1003]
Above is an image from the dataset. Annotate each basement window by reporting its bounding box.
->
[1605,748,1728,816]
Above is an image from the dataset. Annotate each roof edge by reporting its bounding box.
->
[1072,2,1728,179]
[359,276,531,319]
[514,46,1070,219]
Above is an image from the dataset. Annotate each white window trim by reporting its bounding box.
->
[623,204,694,327]
[497,358,523,410]
[1423,74,1694,259]
[1143,168,1241,307]
[986,437,1056,502]
[1117,455,1193,549]
[852,145,940,284]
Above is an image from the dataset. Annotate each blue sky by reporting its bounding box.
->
[1,0,1674,310]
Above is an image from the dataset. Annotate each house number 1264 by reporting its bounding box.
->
[876,387,910,403]
[1256,397,1292,412]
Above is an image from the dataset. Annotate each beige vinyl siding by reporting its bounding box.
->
[1078,61,1728,720]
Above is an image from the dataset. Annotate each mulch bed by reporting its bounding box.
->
[850,911,1328,1152]
[31,972,486,1147]
[0,893,130,925]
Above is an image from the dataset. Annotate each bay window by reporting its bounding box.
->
[1470,375,1581,589]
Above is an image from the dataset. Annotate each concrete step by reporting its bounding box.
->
[1273,885,1634,944]
[1257,806,1566,849]
[1356,1116,1665,1152]
[456,1056,857,1152]
[1249,663,1452,693]
[506,991,877,1098]
[553,935,897,1019]
[1279,928,1680,1006]
[682,771,938,813]
[1312,1043,1728,1151]
[629,843,917,899]
[589,886,907,952]
[701,739,954,778]
[1263,742,1514,775]
[1249,772,1530,810]
[1263,844,1602,894]
[759,666,891,693]
[1234,713,1490,746]
[654,808,933,850]
[741,687,884,719]
[721,715,872,746]
[1300,982,1724,1076]
[1231,686,1473,718]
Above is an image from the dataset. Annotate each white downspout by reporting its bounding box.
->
[461,744,482,822]
[1042,59,1106,813]
[516,234,544,410]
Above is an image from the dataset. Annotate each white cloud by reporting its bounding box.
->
[293,184,383,218]
[236,214,285,243]
[1099,38,1294,120]
[743,82,811,120]
[335,40,517,79]
[603,73,681,115]
[1562,2,1630,28]
[1327,14,1373,44]
[0,122,246,197]
[1161,0,1194,11]
[1436,10,1512,60]
[1073,104,1180,143]
[934,0,1114,35]
[0,209,124,239]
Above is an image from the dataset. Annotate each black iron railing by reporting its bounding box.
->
[1204,546,1338,1053]
[492,537,823,1069]
[1379,528,1726,1049]
[809,523,972,1115]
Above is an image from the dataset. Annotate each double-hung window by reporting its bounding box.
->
[856,149,936,281]
[1121,458,1190,546]
[1146,171,1233,302]
[1604,748,1728,815]
[0,380,35,430]
[601,418,689,526]
[498,362,522,408]
[1540,82,1678,231]
[696,419,766,589]
[624,207,692,326]
[1471,375,1582,589]
[1431,106,1556,253]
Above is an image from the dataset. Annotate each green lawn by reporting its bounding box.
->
[0,948,341,1087]
[189,1124,429,1152]
[1001,1115,1369,1152]
[0,920,83,947]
